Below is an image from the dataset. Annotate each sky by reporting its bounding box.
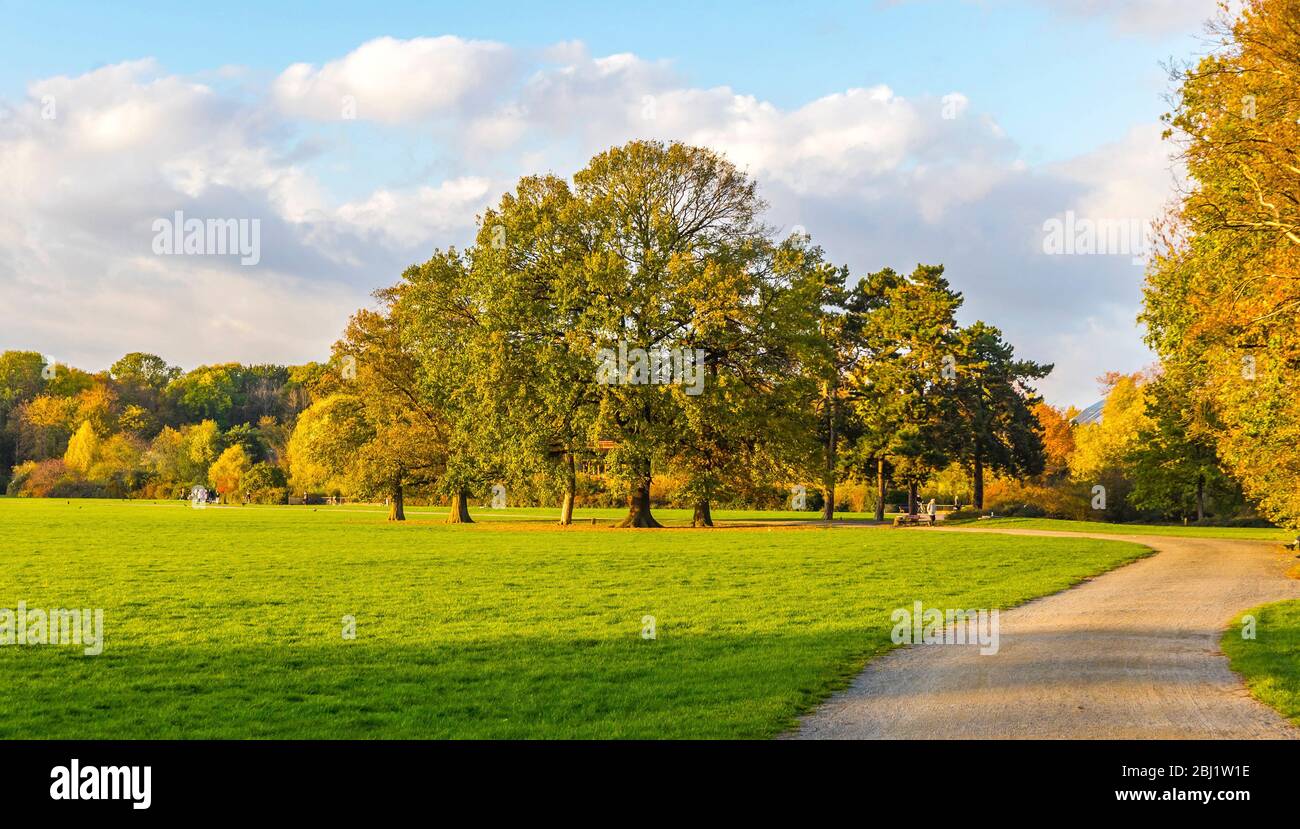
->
[0,0,1230,407]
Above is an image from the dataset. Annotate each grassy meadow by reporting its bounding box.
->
[0,498,1152,739]
[1223,600,1300,727]
[962,516,1295,542]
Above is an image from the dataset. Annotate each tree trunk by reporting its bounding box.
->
[822,387,836,521]
[875,457,887,522]
[446,489,474,524]
[972,453,985,510]
[617,468,662,528]
[692,499,714,528]
[388,481,405,522]
[558,451,576,526]
[907,482,918,516]
[1195,474,1205,522]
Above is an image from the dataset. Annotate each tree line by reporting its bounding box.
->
[2,141,1053,526]
[287,140,1055,526]
[8,5,1292,530]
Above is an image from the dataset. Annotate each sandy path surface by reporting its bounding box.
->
[791,528,1300,739]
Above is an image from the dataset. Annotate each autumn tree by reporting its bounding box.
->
[1144,0,1300,527]
[1034,403,1077,482]
[287,395,368,498]
[290,300,452,522]
[208,445,253,501]
[1069,372,1151,521]
[63,421,100,475]
[12,395,79,461]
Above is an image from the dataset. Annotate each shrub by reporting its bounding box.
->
[7,460,76,497]
[984,477,1090,520]
[242,462,289,503]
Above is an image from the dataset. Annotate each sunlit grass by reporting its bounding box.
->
[0,498,1149,738]
[1223,600,1300,725]
[964,516,1292,542]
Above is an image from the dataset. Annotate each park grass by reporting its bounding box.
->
[0,498,1150,739]
[963,516,1293,542]
[1222,600,1300,726]
[311,503,890,525]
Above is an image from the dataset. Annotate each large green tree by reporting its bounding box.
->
[948,321,1051,509]
[391,252,491,523]
[848,265,961,516]
[466,175,601,525]
[1127,372,1236,521]
[572,141,773,527]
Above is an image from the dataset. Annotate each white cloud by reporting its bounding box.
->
[0,58,488,372]
[273,36,516,123]
[0,40,1180,407]
[1051,122,1181,222]
[335,177,495,247]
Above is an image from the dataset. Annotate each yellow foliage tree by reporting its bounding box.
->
[1068,372,1151,482]
[208,445,252,501]
[62,420,100,475]
[1144,0,1300,526]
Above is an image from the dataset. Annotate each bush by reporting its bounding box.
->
[984,477,1090,520]
[249,487,289,505]
[242,462,288,503]
[6,460,102,498]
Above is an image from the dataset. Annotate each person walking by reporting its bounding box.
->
[927,498,937,526]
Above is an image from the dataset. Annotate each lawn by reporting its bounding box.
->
[961,517,1294,542]
[1223,600,1300,726]
[0,498,1150,739]
[316,503,892,525]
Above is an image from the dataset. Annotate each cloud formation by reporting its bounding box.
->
[0,36,1180,407]
[273,36,516,123]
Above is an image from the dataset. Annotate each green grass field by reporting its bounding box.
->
[0,498,1151,739]
[962,517,1294,542]
[1223,600,1300,726]
[318,503,891,525]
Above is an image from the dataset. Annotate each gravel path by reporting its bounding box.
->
[791,528,1300,739]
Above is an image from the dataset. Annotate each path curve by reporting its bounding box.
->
[791,528,1300,739]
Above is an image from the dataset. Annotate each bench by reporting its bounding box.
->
[893,514,935,527]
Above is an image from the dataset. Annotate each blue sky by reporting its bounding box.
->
[0,0,1226,406]
[1,0,1203,161]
